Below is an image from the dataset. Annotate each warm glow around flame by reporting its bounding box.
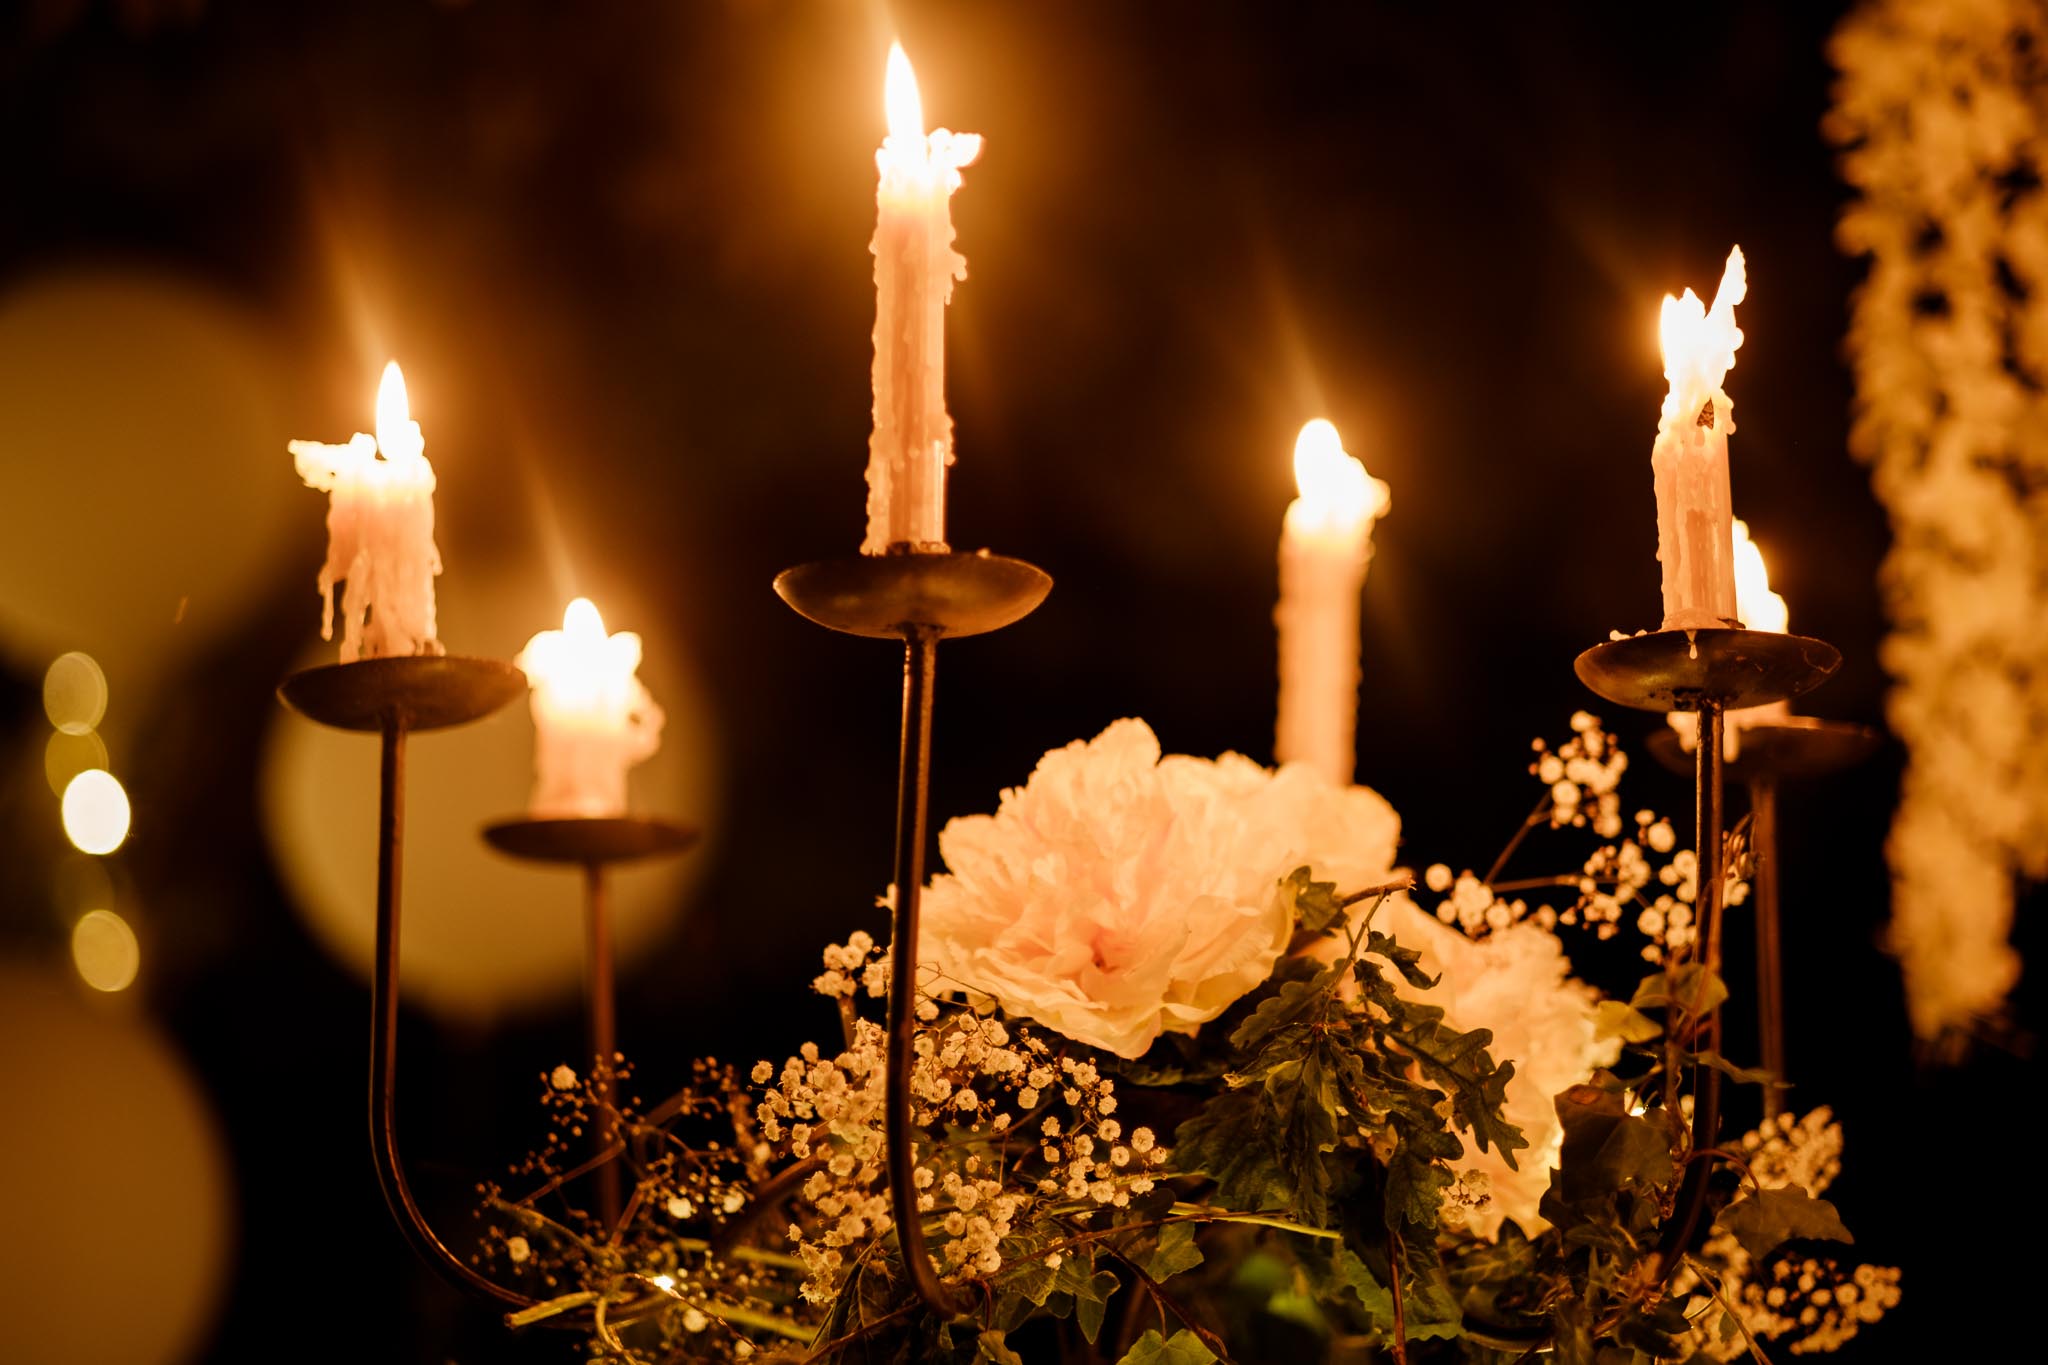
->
[373,360,424,462]
[1732,519,1789,633]
[885,41,924,143]
[1659,247,1748,417]
[1290,419,1387,535]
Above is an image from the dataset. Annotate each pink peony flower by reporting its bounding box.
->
[921,719,1400,1058]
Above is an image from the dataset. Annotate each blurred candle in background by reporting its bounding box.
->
[863,41,981,554]
[516,597,665,818]
[1652,246,1747,631]
[1276,419,1390,786]
[1671,517,1790,757]
[290,360,442,662]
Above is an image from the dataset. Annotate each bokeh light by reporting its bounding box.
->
[42,651,108,734]
[71,909,141,993]
[45,728,110,797]
[61,769,131,855]
[0,965,232,1365]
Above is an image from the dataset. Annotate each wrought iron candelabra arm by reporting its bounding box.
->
[775,550,1052,1320]
[281,656,536,1310]
[1573,627,1840,1278]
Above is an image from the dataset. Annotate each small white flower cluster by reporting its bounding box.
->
[1677,1108,1899,1358]
[811,928,887,1001]
[1534,710,1628,838]
[1741,1106,1843,1197]
[755,935,1168,1305]
[1421,715,1711,962]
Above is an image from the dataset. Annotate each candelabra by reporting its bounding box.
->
[774,549,1052,1317]
[279,653,696,1319]
[1573,626,1841,1270]
[482,813,699,1223]
[1646,717,1878,1118]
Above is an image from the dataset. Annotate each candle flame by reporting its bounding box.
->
[1291,419,1388,532]
[518,596,644,706]
[1731,519,1788,634]
[885,41,925,142]
[374,360,425,462]
[563,595,606,641]
[1659,247,1747,423]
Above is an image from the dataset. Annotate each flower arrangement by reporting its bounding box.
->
[479,716,1896,1363]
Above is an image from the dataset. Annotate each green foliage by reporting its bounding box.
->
[1174,890,1528,1347]
[1278,866,1349,935]
[1630,965,1728,1020]
[1715,1187,1855,1260]
[1116,1328,1219,1364]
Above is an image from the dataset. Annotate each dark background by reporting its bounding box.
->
[2,1,2038,1361]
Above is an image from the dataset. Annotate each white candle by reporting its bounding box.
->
[290,361,443,663]
[863,41,981,554]
[1670,517,1791,756]
[515,598,664,819]
[1276,419,1390,787]
[1652,246,1747,631]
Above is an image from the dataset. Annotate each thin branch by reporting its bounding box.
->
[1094,1238,1235,1364]
[1482,797,1553,885]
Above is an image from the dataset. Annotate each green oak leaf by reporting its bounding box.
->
[1715,1187,1854,1260]
[1117,1328,1219,1365]
[1279,866,1348,934]
[1230,965,1341,1052]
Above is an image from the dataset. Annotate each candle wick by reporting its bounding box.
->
[1696,398,1716,430]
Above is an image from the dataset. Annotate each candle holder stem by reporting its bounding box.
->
[369,719,535,1310]
[1748,776,1786,1120]
[1655,698,1728,1269]
[883,626,960,1318]
[584,861,622,1229]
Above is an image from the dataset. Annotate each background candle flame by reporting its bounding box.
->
[1732,518,1788,633]
[884,41,924,143]
[1290,418,1388,533]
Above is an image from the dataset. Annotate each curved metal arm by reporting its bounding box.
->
[371,721,538,1310]
[884,629,963,1317]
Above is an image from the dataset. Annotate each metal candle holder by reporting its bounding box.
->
[278,654,536,1310]
[775,549,1052,1318]
[1646,717,1878,1118]
[1572,627,1841,1269]
[481,814,700,1224]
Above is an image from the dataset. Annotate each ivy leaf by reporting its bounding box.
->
[976,1330,1026,1365]
[1715,1187,1854,1260]
[1140,1222,1205,1281]
[1684,1049,1783,1088]
[1549,1083,1675,1204]
[1073,1269,1122,1344]
[1117,1328,1219,1365]
[1279,866,1347,934]
[1594,999,1663,1045]
[1630,964,1728,1018]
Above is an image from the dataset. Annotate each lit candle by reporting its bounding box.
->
[515,598,664,819]
[1652,246,1748,631]
[290,361,443,663]
[1671,517,1790,756]
[863,41,982,554]
[1276,419,1390,787]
